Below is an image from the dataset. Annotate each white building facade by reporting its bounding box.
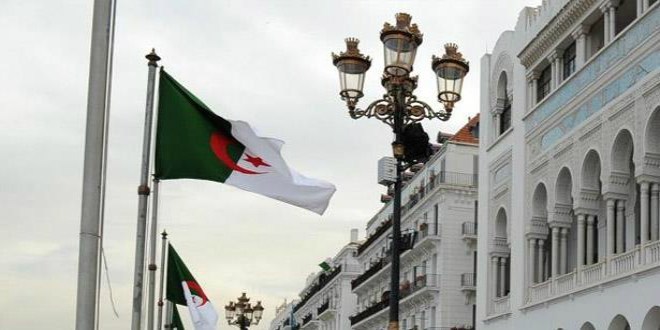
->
[286,230,362,330]
[350,119,480,330]
[478,0,660,329]
[270,300,298,330]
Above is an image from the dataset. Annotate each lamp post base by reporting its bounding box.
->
[388,321,399,330]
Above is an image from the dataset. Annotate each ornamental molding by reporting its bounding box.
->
[578,122,602,142]
[518,0,597,68]
[552,140,574,160]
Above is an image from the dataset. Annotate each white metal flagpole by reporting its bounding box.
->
[131,49,161,330]
[147,178,160,330]
[75,0,116,328]
[157,230,168,330]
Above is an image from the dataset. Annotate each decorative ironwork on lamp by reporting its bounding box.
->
[331,13,468,330]
[224,293,264,330]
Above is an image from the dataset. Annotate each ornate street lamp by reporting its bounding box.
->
[332,13,468,330]
[224,293,264,330]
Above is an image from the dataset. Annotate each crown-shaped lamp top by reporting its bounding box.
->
[381,12,423,45]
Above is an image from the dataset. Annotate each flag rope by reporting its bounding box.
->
[101,247,120,318]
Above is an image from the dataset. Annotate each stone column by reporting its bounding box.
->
[499,257,507,297]
[548,52,559,90]
[577,214,586,268]
[491,256,499,298]
[533,79,539,104]
[607,199,616,257]
[609,5,617,41]
[538,239,546,282]
[560,228,568,274]
[551,226,560,277]
[652,183,659,241]
[641,182,650,246]
[527,71,539,109]
[637,0,644,16]
[587,215,595,265]
[602,4,611,44]
[572,25,589,68]
[643,0,650,12]
[529,238,537,285]
[617,200,626,253]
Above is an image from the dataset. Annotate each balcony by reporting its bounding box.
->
[350,275,440,327]
[349,297,389,326]
[316,299,335,321]
[351,233,418,291]
[400,274,440,303]
[402,171,478,215]
[358,217,392,256]
[460,273,476,291]
[461,222,477,243]
[293,266,342,313]
[524,241,660,308]
[302,314,312,325]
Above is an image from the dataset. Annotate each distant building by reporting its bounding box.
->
[349,116,480,330]
[288,229,362,330]
[478,0,660,329]
[269,300,297,330]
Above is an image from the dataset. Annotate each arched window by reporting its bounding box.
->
[497,72,511,134]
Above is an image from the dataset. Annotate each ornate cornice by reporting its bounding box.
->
[519,0,598,68]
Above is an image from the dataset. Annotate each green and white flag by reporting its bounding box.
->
[167,244,218,330]
[172,304,185,330]
[155,70,336,215]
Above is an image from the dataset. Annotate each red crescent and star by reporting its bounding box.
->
[185,280,210,306]
[210,132,271,175]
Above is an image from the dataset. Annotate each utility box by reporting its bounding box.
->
[378,157,397,185]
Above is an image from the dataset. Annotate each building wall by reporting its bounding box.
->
[478,0,660,328]
[351,139,479,330]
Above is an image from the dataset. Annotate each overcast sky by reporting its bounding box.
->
[1,1,541,329]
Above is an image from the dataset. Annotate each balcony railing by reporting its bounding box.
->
[401,171,477,216]
[302,314,312,325]
[610,247,639,276]
[349,296,389,325]
[357,217,392,256]
[490,295,510,315]
[351,233,417,290]
[351,275,439,326]
[461,273,476,288]
[293,266,342,312]
[461,222,477,237]
[525,239,660,306]
[401,274,439,300]
[418,222,440,241]
[317,300,329,315]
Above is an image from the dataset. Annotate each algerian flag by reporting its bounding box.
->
[167,244,218,330]
[319,258,332,272]
[172,304,185,330]
[155,70,336,215]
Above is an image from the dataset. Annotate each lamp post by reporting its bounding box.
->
[224,293,264,330]
[331,13,468,330]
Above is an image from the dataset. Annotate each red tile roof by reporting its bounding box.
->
[448,114,479,144]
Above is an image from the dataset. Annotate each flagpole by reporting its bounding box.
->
[75,0,116,328]
[157,230,168,330]
[164,301,173,329]
[147,178,161,330]
[131,49,161,330]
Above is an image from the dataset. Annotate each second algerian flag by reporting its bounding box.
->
[155,70,336,215]
[167,244,218,330]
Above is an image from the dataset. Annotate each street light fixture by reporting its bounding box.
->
[332,13,468,330]
[224,293,264,330]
